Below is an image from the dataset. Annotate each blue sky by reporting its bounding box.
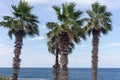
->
[0,0,120,68]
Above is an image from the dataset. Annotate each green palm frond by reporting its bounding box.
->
[92,2,99,14]
[0,16,14,28]
[53,6,62,21]
[99,5,106,14]
[86,10,95,18]
[69,42,75,49]
[8,30,14,39]
[46,22,59,30]
[67,2,75,13]
[12,0,33,17]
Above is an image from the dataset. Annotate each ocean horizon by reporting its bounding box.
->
[0,68,120,80]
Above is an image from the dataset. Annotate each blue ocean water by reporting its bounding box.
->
[0,68,120,80]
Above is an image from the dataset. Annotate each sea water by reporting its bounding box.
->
[0,68,120,80]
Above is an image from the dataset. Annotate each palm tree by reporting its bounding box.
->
[47,2,85,80]
[0,0,39,80]
[46,23,75,80]
[46,26,60,80]
[85,2,112,80]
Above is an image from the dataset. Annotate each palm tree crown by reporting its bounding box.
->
[0,0,39,38]
[85,2,112,36]
[49,2,85,44]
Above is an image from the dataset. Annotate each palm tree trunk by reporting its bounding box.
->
[12,34,23,80]
[60,54,68,80]
[92,30,99,80]
[53,47,60,80]
[59,32,69,80]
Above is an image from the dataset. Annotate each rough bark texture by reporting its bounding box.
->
[53,47,60,80]
[53,63,60,80]
[12,33,23,80]
[92,30,99,80]
[60,54,68,80]
[59,32,69,80]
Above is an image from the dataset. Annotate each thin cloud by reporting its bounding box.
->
[0,37,2,40]
[0,44,5,47]
[108,43,120,46]
[100,43,120,48]
[24,0,48,4]
[73,0,120,10]
[21,53,54,67]
[36,45,47,48]
[99,54,120,68]
[24,0,120,10]
[104,0,120,10]
[31,37,45,41]
[40,25,46,29]
[0,45,13,54]
[24,0,96,5]
[76,44,90,48]
[65,0,94,4]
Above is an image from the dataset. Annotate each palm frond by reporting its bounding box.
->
[92,2,99,14]
[86,10,94,18]
[46,22,58,30]
[8,30,14,39]
[99,5,106,14]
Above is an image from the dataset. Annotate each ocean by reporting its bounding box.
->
[0,68,120,80]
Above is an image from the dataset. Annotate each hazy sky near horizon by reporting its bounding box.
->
[0,0,120,68]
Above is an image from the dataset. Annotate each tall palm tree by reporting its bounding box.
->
[46,27,60,80]
[46,23,75,80]
[47,2,85,80]
[0,0,39,80]
[85,2,112,80]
